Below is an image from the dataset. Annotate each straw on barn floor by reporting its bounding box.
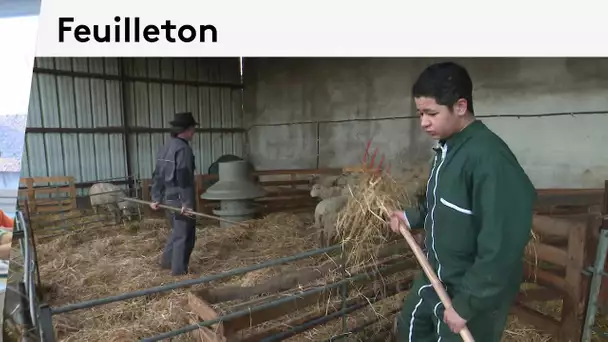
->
[35,211,326,342]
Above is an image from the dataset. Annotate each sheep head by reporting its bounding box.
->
[310,184,322,198]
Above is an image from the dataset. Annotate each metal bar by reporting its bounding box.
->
[16,210,40,337]
[582,229,608,341]
[29,223,43,294]
[33,66,244,89]
[38,304,56,342]
[323,308,400,342]
[11,229,24,240]
[121,197,249,227]
[246,110,608,131]
[20,212,32,321]
[603,180,608,217]
[22,211,40,327]
[51,244,340,315]
[261,292,396,342]
[17,177,137,190]
[140,268,384,342]
[119,58,134,189]
[26,126,245,134]
[20,210,43,294]
[340,247,348,338]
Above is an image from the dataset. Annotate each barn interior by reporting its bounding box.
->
[4,57,608,342]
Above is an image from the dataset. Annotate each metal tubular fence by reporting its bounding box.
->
[582,228,608,341]
[13,210,42,339]
[13,208,405,342]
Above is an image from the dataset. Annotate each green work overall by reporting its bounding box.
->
[396,120,536,342]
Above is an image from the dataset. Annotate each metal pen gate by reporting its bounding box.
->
[582,228,608,341]
[12,208,407,342]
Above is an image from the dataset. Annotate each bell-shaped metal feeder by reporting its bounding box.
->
[200,160,266,228]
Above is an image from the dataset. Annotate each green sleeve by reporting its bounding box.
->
[403,198,427,229]
[451,152,536,321]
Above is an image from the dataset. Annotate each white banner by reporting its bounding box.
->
[35,0,608,57]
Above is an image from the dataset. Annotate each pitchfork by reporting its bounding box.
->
[343,139,389,174]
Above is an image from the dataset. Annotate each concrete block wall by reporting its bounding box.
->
[243,58,608,188]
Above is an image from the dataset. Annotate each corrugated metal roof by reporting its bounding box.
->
[123,58,245,176]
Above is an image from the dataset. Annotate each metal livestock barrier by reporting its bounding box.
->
[13,209,408,342]
[582,228,608,341]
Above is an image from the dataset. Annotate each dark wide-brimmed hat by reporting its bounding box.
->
[169,112,199,128]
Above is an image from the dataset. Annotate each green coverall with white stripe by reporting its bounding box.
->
[396,120,536,342]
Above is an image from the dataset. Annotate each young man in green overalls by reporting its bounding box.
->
[390,62,536,342]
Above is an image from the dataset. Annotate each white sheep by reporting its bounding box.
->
[310,175,340,188]
[310,184,344,200]
[313,194,349,232]
[319,211,341,247]
[89,183,132,222]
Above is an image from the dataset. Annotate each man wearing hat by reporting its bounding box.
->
[150,112,199,276]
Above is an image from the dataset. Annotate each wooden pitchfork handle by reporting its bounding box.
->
[121,197,249,228]
[398,223,476,342]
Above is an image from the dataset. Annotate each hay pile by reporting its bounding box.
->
[36,211,323,342]
[336,166,428,267]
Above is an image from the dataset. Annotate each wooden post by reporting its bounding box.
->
[25,178,35,214]
[68,176,77,210]
[558,213,588,341]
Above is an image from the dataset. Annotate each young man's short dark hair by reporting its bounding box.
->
[412,62,475,114]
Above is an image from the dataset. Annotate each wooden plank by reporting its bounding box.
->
[35,205,72,212]
[533,215,577,239]
[236,277,414,342]
[25,178,35,213]
[516,287,562,303]
[18,176,77,215]
[68,178,77,210]
[260,180,310,187]
[535,190,603,208]
[262,189,310,196]
[141,179,151,214]
[213,261,412,336]
[255,195,313,203]
[537,188,603,194]
[528,242,568,268]
[557,213,588,342]
[254,168,342,176]
[188,317,226,342]
[523,264,568,294]
[197,168,342,181]
[188,292,225,337]
[29,187,73,195]
[28,176,75,184]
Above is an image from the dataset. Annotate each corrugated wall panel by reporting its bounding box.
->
[71,58,96,183]
[24,57,244,185]
[24,57,128,184]
[124,57,244,178]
